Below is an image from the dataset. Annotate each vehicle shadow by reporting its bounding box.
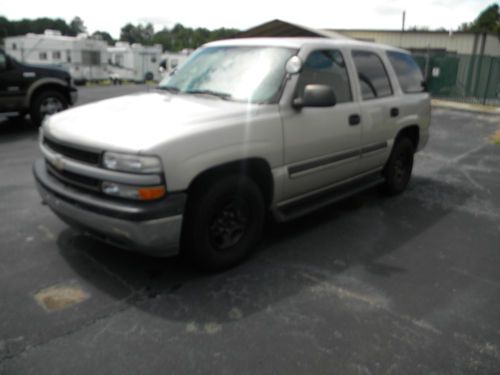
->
[57,174,472,325]
[0,115,38,143]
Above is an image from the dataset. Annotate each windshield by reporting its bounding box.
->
[158,46,296,103]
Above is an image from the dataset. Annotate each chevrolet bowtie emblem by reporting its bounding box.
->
[53,155,65,170]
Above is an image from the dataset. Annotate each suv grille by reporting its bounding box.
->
[43,137,101,165]
[46,162,100,192]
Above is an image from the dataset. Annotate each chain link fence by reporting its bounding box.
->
[413,52,500,106]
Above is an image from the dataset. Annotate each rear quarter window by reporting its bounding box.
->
[387,51,425,93]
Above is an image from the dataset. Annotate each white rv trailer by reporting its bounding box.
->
[4,30,109,83]
[159,49,192,79]
[107,42,162,82]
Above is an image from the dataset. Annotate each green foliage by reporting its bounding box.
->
[0,16,76,41]
[459,3,499,33]
[121,22,239,51]
[91,31,115,45]
[0,15,237,51]
[69,16,87,35]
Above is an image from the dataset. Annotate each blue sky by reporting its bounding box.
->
[0,0,493,38]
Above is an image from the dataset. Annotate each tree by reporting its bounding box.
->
[460,3,499,33]
[120,23,155,45]
[91,30,114,45]
[69,16,87,35]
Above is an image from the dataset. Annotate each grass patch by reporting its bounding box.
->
[490,130,500,145]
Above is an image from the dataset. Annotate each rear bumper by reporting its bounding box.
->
[33,159,185,257]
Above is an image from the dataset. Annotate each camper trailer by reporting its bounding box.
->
[5,30,109,83]
[159,49,192,78]
[107,42,162,83]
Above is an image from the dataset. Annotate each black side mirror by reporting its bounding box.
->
[293,84,336,109]
[421,80,429,92]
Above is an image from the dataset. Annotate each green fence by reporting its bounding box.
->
[413,52,500,106]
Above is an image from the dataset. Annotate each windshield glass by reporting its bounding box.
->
[158,46,296,103]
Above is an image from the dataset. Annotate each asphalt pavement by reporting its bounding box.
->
[0,85,499,374]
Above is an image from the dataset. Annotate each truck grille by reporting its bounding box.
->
[43,137,101,165]
[46,162,101,192]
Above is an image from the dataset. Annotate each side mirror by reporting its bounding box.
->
[421,80,429,92]
[293,84,336,109]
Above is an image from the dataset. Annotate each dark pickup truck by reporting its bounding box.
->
[0,48,77,125]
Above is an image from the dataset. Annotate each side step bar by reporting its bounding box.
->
[274,173,385,222]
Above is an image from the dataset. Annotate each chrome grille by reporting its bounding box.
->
[43,137,101,165]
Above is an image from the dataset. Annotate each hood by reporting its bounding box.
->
[43,91,259,152]
[18,61,70,78]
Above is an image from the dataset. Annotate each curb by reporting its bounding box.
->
[432,99,500,115]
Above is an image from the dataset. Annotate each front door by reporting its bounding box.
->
[281,49,361,200]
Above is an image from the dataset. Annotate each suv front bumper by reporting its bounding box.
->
[33,159,185,257]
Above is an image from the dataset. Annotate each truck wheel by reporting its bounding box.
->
[30,90,68,126]
[183,175,265,271]
[382,137,414,195]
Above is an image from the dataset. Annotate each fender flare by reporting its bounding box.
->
[25,78,68,107]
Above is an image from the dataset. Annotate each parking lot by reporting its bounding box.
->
[1,85,500,374]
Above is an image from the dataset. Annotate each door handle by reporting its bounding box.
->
[349,114,361,126]
[390,107,399,117]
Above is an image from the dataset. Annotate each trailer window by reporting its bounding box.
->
[53,51,61,60]
[82,51,101,66]
[39,52,47,61]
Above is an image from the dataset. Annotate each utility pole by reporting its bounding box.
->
[399,11,406,47]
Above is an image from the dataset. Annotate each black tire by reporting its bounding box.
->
[382,137,414,195]
[182,175,265,271]
[30,90,68,126]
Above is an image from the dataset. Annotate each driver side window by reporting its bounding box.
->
[296,49,352,104]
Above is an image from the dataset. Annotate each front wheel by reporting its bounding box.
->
[382,137,414,195]
[30,90,68,126]
[182,175,265,271]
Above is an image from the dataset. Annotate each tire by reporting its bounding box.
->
[30,90,68,126]
[382,137,414,195]
[182,175,265,271]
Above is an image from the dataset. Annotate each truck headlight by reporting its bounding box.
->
[102,152,162,174]
[102,181,166,201]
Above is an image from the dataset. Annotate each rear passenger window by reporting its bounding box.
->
[387,51,425,93]
[297,50,352,103]
[352,50,393,100]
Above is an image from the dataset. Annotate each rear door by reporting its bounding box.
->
[351,50,399,173]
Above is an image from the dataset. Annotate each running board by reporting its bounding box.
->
[274,174,385,222]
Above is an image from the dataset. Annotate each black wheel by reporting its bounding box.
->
[183,175,265,271]
[382,137,414,195]
[30,90,68,126]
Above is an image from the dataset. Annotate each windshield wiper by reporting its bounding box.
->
[157,86,180,94]
[185,89,232,100]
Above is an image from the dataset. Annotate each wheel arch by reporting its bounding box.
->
[26,78,69,108]
[187,158,274,209]
[395,125,420,152]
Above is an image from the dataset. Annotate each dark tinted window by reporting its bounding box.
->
[387,51,425,93]
[297,50,352,103]
[352,50,392,100]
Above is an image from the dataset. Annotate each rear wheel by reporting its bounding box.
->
[382,137,414,195]
[30,90,68,126]
[183,175,265,271]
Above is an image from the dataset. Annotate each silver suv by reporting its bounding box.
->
[33,37,430,270]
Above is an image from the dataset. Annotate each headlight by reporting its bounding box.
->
[102,152,162,174]
[102,181,166,201]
